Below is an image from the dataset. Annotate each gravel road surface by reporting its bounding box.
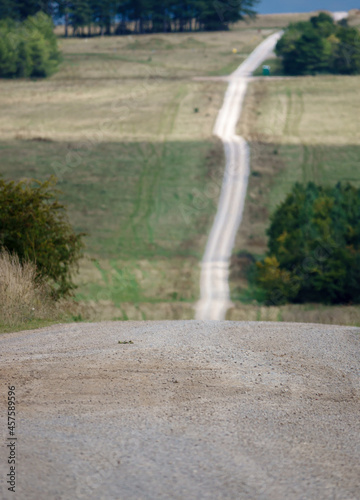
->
[1,321,359,499]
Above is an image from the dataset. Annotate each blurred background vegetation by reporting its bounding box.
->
[1,3,360,329]
[275,13,360,75]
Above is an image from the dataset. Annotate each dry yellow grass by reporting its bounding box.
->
[0,79,225,142]
[227,303,360,327]
[68,292,360,325]
[0,30,268,143]
[348,9,360,27]
[234,75,360,257]
[233,12,320,30]
[242,76,360,147]
[0,249,56,328]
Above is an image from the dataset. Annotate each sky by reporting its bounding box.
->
[258,1,359,14]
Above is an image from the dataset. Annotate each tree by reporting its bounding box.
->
[290,31,332,75]
[1,0,259,34]
[309,11,334,37]
[199,0,258,31]
[0,0,18,20]
[0,176,85,298]
[68,0,92,35]
[332,26,360,75]
[91,0,117,35]
[0,0,53,21]
[276,13,360,75]
[54,1,71,36]
[0,13,61,78]
[256,183,360,305]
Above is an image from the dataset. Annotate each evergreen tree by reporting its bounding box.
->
[0,13,61,78]
[0,0,52,21]
[1,0,259,34]
[0,0,18,20]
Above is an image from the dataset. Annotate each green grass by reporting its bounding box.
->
[0,137,223,307]
[207,56,246,76]
[0,319,62,334]
[268,144,360,210]
[0,139,222,260]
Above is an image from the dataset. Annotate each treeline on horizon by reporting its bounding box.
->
[0,0,259,35]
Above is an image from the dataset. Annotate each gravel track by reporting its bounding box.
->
[195,32,283,321]
[196,10,349,321]
[1,321,359,499]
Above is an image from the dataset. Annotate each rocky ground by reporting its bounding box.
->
[0,320,359,499]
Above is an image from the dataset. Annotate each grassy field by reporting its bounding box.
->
[349,9,360,27]
[227,303,360,326]
[0,27,271,321]
[234,12,321,30]
[230,73,360,321]
[3,14,359,326]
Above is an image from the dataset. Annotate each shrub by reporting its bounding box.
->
[0,12,61,78]
[276,13,360,75]
[0,248,55,327]
[0,176,85,298]
[256,183,360,305]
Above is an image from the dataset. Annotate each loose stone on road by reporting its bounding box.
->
[0,321,359,499]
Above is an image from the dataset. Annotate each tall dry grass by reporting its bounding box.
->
[227,303,360,327]
[0,249,56,328]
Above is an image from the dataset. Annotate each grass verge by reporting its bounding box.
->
[0,249,67,333]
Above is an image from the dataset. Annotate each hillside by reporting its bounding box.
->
[1,12,359,325]
[0,24,269,321]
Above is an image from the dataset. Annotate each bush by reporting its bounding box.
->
[0,12,61,78]
[0,248,55,327]
[275,13,360,75]
[0,176,85,298]
[256,183,360,305]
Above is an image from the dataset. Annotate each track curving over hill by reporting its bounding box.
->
[195,11,349,321]
[195,31,283,321]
